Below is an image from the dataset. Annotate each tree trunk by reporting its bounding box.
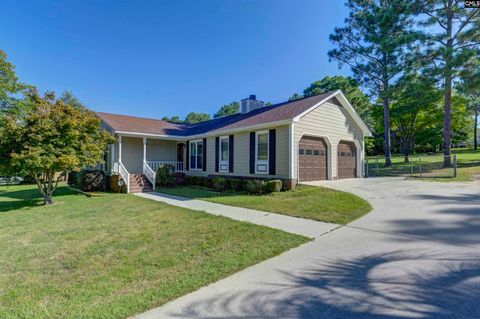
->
[34,174,56,205]
[43,193,54,205]
[443,74,452,167]
[383,96,392,167]
[474,106,478,150]
[443,2,453,168]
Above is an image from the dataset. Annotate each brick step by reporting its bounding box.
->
[128,173,153,193]
[130,178,149,183]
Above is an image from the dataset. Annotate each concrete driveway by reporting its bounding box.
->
[137,178,480,319]
[307,177,480,249]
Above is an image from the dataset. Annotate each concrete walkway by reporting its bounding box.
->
[134,192,339,238]
[133,180,480,319]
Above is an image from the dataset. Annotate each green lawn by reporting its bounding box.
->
[367,148,480,182]
[0,184,308,319]
[157,185,372,225]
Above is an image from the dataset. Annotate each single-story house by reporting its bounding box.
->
[96,90,372,193]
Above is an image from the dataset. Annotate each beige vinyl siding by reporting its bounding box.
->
[122,137,143,173]
[294,102,364,180]
[186,125,290,179]
[146,139,177,162]
[275,126,289,178]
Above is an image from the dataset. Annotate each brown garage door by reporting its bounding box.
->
[299,136,328,181]
[338,141,357,179]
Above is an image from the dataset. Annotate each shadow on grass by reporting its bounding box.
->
[170,251,480,318]
[0,186,81,212]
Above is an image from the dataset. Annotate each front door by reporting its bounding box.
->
[177,143,185,163]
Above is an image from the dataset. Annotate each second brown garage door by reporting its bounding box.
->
[337,141,357,179]
[299,136,328,181]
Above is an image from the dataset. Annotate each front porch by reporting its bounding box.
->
[110,135,185,193]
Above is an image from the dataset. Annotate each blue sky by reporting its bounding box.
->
[0,0,350,119]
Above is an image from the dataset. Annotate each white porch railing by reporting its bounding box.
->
[118,162,130,193]
[147,161,184,172]
[143,162,156,191]
[112,162,119,175]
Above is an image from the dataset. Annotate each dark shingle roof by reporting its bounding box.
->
[96,113,192,136]
[96,92,335,137]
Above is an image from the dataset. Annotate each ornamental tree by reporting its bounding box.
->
[0,91,114,205]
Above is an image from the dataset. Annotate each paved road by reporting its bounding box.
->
[136,178,480,319]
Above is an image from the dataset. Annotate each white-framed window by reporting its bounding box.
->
[219,136,229,172]
[255,130,269,174]
[189,140,203,170]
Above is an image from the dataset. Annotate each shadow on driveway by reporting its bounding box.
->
[171,251,480,319]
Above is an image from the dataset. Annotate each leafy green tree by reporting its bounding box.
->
[184,112,211,124]
[390,74,441,161]
[0,91,114,205]
[0,50,30,117]
[60,90,84,108]
[303,75,373,127]
[214,102,239,118]
[417,0,479,165]
[162,115,183,123]
[458,57,480,149]
[328,0,417,166]
[288,93,303,101]
[450,94,473,146]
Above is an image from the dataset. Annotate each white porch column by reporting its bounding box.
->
[143,137,147,164]
[118,135,122,163]
[110,143,115,173]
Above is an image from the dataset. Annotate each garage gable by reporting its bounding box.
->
[293,91,366,181]
[292,90,371,137]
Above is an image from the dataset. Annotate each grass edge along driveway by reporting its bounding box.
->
[157,184,372,225]
[0,184,308,319]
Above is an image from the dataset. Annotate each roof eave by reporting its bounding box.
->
[185,119,293,139]
[334,90,373,137]
[110,119,293,140]
[114,130,187,140]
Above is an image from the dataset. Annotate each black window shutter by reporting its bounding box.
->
[269,129,276,175]
[249,132,255,174]
[186,141,190,171]
[202,138,207,171]
[229,135,234,173]
[215,137,219,172]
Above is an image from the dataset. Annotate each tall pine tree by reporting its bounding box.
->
[417,0,479,165]
[329,0,417,166]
